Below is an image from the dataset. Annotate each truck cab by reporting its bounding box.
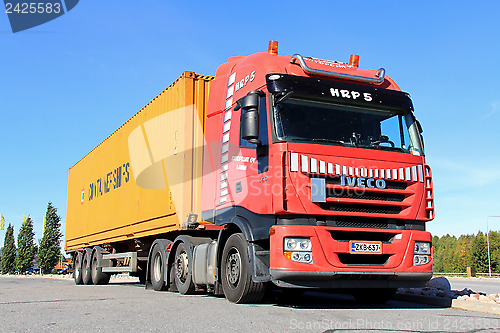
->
[202,42,434,301]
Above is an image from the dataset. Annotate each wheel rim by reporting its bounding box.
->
[92,256,97,279]
[225,247,241,289]
[75,257,81,279]
[153,252,162,283]
[175,250,189,283]
[84,258,89,276]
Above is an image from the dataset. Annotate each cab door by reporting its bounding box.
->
[231,94,272,214]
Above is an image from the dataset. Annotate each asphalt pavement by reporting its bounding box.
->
[448,277,500,294]
[0,275,499,332]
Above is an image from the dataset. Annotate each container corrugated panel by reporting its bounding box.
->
[65,72,214,251]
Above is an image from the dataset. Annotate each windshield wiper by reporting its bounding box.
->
[308,138,347,145]
[275,91,293,105]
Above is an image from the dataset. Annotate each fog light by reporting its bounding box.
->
[285,251,313,264]
[413,255,430,266]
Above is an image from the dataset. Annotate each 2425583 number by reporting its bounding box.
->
[5,2,62,14]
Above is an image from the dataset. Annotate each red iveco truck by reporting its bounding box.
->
[66,41,434,303]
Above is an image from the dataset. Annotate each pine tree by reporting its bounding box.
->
[38,202,62,274]
[1,224,17,274]
[432,235,444,272]
[471,231,489,273]
[489,231,500,273]
[16,216,36,273]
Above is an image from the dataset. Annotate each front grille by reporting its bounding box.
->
[315,175,409,215]
[327,190,405,202]
[337,254,390,266]
[334,220,390,229]
[330,230,396,242]
[319,203,402,215]
[326,177,408,190]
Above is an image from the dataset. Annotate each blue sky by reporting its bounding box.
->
[1,1,500,248]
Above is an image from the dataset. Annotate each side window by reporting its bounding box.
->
[239,96,268,148]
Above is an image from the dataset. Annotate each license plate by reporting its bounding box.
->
[349,241,382,254]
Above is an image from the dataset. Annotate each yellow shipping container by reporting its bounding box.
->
[65,72,214,252]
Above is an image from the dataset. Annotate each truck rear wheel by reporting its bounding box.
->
[221,233,266,303]
[82,248,93,285]
[150,244,168,291]
[173,242,195,294]
[74,252,83,285]
[91,249,110,285]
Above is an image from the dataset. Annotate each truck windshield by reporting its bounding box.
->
[273,98,423,155]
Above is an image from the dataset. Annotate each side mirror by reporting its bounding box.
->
[411,114,423,133]
[237,90,263,145]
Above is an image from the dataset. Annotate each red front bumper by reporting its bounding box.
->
[269,225,432,289]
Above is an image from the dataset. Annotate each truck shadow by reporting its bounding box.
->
[106,282,447,310]
[267,290,446,310]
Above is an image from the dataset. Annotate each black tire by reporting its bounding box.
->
[352,288,397,304]
[173,242,195,295]
[221,233,267,303]
[150,244,168,291]
[82,248,93,285]
[91,249,110,285]
[74,252,83,285]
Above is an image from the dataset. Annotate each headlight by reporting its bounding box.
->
[284,238,311,252]
[284,237,313,264]
[414,242,430,255]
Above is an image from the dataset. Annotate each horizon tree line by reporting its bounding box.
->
[433,231,500,273]
[1,205,498,274]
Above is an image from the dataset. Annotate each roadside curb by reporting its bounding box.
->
[394,293,500,315]
[451,299,500,316]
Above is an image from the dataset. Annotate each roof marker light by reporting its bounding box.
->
[349,54,359,68]
[268,40,278,55]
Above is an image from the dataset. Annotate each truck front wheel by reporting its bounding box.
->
[221,233,266,303]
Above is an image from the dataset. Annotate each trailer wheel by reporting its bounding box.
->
[173,242,195,294]
[150,244,168,291]
[221,233,266,303]
[352,288,397,304]
[74,252,83,285]
[82,248,93,285]
[91,249,110,285]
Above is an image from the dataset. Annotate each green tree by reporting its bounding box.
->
[1,224,17,274]
[471,231,489,273]
[432,235,444,272]
[486,230,500,273]
[16,216,36,273]
[38,202,62,274]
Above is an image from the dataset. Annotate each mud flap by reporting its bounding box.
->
[248,243,271,283]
